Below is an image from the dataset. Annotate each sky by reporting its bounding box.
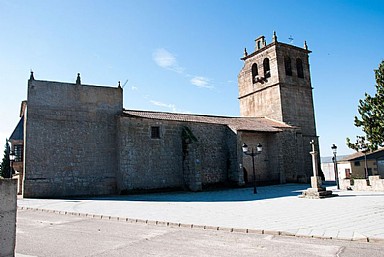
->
[0,0,383,157]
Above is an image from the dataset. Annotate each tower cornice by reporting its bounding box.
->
[241,41,311,61]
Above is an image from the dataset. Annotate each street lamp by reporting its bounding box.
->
[9,151,15,179]
[331,144,339,189]
[242,143,262,194]
[357,137,369,179]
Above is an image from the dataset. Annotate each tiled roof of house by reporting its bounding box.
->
[340,148,384,161]
[122,109,295,132]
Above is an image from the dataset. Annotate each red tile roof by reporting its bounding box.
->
[122,109,295,133]
[340,148,384,161]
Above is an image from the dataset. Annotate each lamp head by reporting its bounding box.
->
[331,144,337,154]
[242,143,248,153]
[257,143,262,153]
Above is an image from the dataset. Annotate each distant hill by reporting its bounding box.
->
[320,155,349,163]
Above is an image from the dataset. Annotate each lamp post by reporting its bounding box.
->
[9,151,15,179]
[242,143,262,194]
[357,136,369,179]
[361,146,368,179]
[331,144,339,189]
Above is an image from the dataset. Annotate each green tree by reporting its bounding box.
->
[347,60,384,151]
[0,139,10,178]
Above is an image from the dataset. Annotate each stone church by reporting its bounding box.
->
[9,33,318,198]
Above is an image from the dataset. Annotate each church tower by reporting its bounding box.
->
[238,32,318,182]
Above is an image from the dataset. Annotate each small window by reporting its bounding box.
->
[284,56,292,76]
[296,58,304,78]
[354,161,360,166]
[14,145,23,162]
[345,168,351,178]
[151,126,160,139]
[251,63,258,83]
[263,58,271,78]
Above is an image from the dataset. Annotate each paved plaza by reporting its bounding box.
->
[17,184,384,242]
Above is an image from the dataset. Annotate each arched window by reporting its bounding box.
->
[263,58,271,78]
[284,56,292,76]
[251,63,258,83]
[296,58,304,78]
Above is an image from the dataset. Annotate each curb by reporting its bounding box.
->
[18,206,382,243]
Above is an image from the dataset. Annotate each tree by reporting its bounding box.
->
[347,60,384,151]
[0,139,10,178]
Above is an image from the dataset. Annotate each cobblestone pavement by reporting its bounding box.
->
[18,184,384,242]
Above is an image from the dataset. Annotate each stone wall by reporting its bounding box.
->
[340,176,384,191]
[238,43,283,121]
[24,80,123,198]
[239,131,281,184]
[237,41,317,183]
[0,179,17,257]
[276,43,316,137]
[117,116,239,193]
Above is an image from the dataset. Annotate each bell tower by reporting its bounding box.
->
[238,32,317,139]
[238,32,318,182]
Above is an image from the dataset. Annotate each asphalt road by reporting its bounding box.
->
[15,209,384,257]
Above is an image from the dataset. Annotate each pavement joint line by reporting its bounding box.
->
[17,206,382,243]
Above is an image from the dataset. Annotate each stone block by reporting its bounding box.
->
[300,187,338,199]
[246,228,264,234]
[203,225,219,230]
[217,227,234,232]
[0,179,17,257]
[310,176,322,189]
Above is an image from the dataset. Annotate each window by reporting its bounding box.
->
[151,126,160,139]
[251,63,258,83]
[345,168,351,179]
[263,58,271,78]
[354,161,360,166]
[14,145,23,162]
[296,58,304,78]
[284,56,292,76]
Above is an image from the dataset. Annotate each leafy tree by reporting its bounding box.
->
[346,135,370,152]
[0,140,10,178]
[347,60,384,151]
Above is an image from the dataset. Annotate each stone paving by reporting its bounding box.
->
[17,184,384,242]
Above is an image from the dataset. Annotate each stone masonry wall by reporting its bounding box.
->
[237,41,317,183]
[117,116,237,193]
[24,80,123,198]
[0,179,17,257]
[238,129,312,185]
[340,176,384,191]
[238,43,283,121]
[239,131,278,184]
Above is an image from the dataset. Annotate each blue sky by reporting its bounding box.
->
[0,0,383,156]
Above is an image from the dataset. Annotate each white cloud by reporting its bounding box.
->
[150,100,177,112]
[152,48,214,90]
[190,76,213,89]
[152,48,183,73]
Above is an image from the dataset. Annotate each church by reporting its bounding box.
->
[9,33,318,198]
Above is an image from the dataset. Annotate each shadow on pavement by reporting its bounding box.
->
[74,184,309,203]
